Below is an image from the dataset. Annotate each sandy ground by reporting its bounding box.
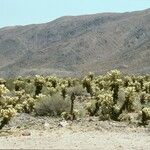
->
[0,128,150,149]
[0,114,150,149]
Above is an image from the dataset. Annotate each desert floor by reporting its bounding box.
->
[0,114,150,149]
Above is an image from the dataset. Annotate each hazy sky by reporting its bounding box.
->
[0,0,150,28]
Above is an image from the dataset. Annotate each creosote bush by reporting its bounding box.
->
[34,93,70,116]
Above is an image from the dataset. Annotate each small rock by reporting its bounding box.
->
[16,126,21,129]
[44,122,50,129]
[58,121,69,127]
[84,93,91,97]
[88,118,93,122]
[22,131,31,136]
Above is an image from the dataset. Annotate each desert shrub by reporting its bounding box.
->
[67,85,85,96]
[5,78,14,91]
[24,83,35,96]
[34,93,70,116]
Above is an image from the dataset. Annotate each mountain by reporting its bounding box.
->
[0,9,150,77]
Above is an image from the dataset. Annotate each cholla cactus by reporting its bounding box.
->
[141,107,150,125]
[0,70,150,125]
[82,77,93,95]
[105,70,123,103]
[61,85,67,99]
[46,76,58,88]
[15,104,23,112]
[0,107,17,129]
[111,79,123,103]
[140,92,148,104]
[0,107,16,119]
[36,93,46,100]
[13,79,24,91]
[47,87,57,96]
[98,80,110,90]
[143,82,150,94]
[106,70,121,81]
[61,109,79,120]
[87,72,94,80]
[34,75,45,96]
[5,96,19,106]
[124,76,132,87]
[61,111,71,120]
[85,99,99,116]
[134,81,141,92]
[0,84,9,97]
[136,76,144,89]
[98,93,114,120]
[22,97,35,113]
[124,87,137,112]
[0,78,6,85]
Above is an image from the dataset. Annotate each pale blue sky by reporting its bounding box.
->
[0,0,150,28]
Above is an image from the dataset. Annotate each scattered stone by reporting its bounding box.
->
[88,117,93,122]
[22,131,31,136]
[44,122,50,129]
[58,121,69,127]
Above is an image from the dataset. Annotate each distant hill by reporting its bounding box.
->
[0,9,150,77]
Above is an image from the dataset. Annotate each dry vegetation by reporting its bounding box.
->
[0,70,150,130]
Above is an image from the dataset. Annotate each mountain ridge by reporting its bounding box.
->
[0,8,150,77]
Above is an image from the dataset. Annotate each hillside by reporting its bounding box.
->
[0,9,150,77]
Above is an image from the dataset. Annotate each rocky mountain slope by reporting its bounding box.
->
[0,9,150,77]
